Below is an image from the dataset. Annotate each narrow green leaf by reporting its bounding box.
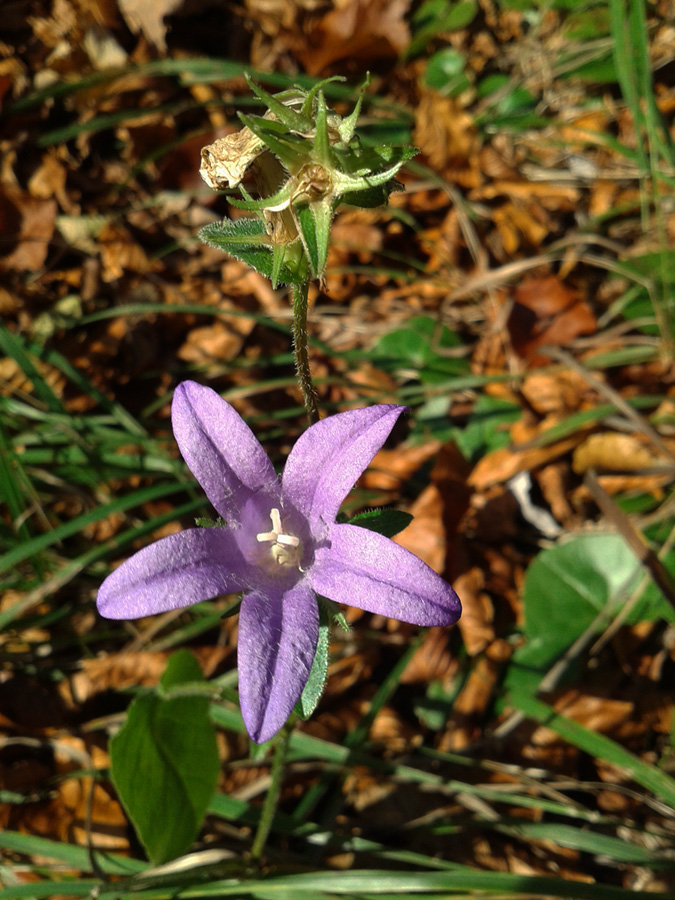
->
[0,325,62,412]
[0,481,184,576]
[298,604,330,719]
[110,650,220,864]
[510,690,675,810]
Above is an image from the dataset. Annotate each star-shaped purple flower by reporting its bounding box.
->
[98,381,461,743]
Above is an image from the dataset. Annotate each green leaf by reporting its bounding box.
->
[515,534,675,672]
[351,508,413,539]
[453,395,521,461]
[297,603,331,719]
[372,315,469,383]
[110,650,220,865]
[199,219,306,285]
[425,49,471,97]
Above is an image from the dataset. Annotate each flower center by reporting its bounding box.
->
[256,508,302,569]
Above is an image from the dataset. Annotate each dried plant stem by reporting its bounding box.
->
[292,282,320,425]
[250,722,292,862]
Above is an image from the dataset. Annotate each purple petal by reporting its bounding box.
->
[238,582,319,743]
[309,523,461,626]
[172,381,278,521]
[97,528,248,619]
[282,405,405,525]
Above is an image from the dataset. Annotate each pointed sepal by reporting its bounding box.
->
[294,197,334,279]
[338,73,370,144]
[244,74,313,134]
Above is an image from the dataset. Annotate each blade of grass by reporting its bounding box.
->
[0,481,187,577]
[508,690,675,809]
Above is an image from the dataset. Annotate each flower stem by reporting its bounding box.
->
[291,282,320,425]
[250,722,292,862]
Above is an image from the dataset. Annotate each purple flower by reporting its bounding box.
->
[98,381,461,743]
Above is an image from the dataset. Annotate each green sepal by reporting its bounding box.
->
[238,112,309,171]
[244,74,313,134]
[270,242,286,290]
[338,73,370,144]
[312,91,333,168]
[294,197,334,278]
[199,219,307,285]
[296,600,331,719]
[194,515,226,528]
[227,181,293,212]
[341,181,403,209]
[351,507,414,539]
[334,145,418,195]
[301,75,347,118]
[317,594,350,633]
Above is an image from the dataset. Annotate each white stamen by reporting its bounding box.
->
[255,508,302,567]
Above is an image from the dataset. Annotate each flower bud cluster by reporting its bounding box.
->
[199,75,417,287]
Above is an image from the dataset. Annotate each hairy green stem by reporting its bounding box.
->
[291,282,320,425]
[250,722,292,861]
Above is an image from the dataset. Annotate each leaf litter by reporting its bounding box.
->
[2,0,675,896]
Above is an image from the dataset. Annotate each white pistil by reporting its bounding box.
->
[256,508,301,568]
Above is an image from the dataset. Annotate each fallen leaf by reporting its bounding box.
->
[573,432,665,474]
[453,567,495,656]
[508,275,597,362]
[0,187,57,272]
[117,0,183,51]
[296,0,411,75]
[414,88,480,178]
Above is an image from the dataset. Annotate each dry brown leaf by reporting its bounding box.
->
[117,0,183,50]
[554,690,634,736]
[508,275,597,362]
[439,655,500,751]
[363,440,441,492]
[520,370,589,416]
[68,652,171,704]
[296,0,411,75]
[400,627,457,685]
[414,88,480,177]
[536,461,576,527]
[469,435,580,490]
[0,187,56,272]
[572,432,664,474]
[492,201,547,255]
[99,222,155,281]
[178,319,251,365]
[394,482,446,573]
[453,567,495,656]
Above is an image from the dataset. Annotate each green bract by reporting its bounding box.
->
[198,75,417,287]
